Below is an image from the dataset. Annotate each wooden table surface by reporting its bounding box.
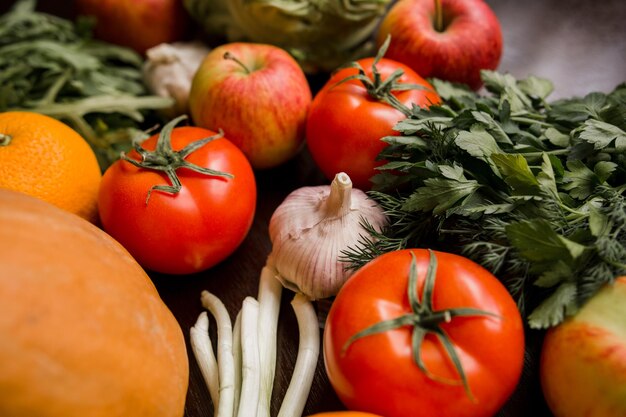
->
[2,0,624,415]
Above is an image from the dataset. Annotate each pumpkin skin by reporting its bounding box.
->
[0,189,188,417]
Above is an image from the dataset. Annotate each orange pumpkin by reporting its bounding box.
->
[0,189,188,417]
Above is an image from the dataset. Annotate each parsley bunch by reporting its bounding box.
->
[344,71,626,329]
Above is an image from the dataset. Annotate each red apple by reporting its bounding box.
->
[540,277,626,417]
[74,0,191,55]
[189,43,312,169]
[377,0,503,89]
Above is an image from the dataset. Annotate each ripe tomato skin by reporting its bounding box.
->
[306,58,441,191]
[308,413,382,417]
[323,249,524,417]
[98,126,256,275]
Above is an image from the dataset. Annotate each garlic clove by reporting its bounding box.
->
[269,172,387,300]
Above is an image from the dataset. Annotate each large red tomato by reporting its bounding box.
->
[98,119,256,275]
[307,413,382,417]
[306,55,441,191]
[323,249,524,417]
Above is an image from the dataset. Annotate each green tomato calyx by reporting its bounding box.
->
[331,35,431,117]
[341,249,499,401]
[121,115,234,205]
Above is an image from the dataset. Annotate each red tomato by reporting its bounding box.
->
[323,249,524,417]
[306,57,441,190]
[98,124,256,275]
[308,413,382,417]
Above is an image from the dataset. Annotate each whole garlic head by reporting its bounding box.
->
[268,172,387,300]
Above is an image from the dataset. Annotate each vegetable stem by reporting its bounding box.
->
[190,312,220,409]
[325,172,353,217]
[600,257,626,271]
[519,149,570,157]
[237,297,261,417]
[224,51,251,75]
[232,311,243,417]
[201,291,236,417]
[277,293,320,417]
[434,0,444,32]
[255,264,283,417]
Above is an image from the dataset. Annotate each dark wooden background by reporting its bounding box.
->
[1,0,624,415]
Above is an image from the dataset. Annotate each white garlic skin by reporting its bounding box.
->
[142,41,211,117]
[268,173,387,300]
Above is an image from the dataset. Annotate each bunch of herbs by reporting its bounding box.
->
[343,70,626,329]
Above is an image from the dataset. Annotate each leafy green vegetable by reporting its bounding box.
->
[343,70,626,329]
[183,0,391,73]
[0,0,173,169]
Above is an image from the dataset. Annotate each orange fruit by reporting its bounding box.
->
[0,111,101,222]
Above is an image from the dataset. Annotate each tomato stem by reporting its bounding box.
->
[331,35,433,117]
[342,250,499,402]
[120,115,233,205]
[0,133,11,146]
[224,51,251,75]
[434,0,444,32]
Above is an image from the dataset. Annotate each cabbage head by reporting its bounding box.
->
[183,0,393,72]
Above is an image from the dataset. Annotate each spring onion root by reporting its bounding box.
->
[277,293,320,417]
[190,312,220,409]
[201,290,236,417]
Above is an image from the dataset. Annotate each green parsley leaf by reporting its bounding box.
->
[518,75,554,101]
[490,153,541,195]
[528,282,578,329]
[401,164,481,214]
[454,126,503,160]
[506,219,585,263]
[543,127,570,147]
[578,119,626,151]
[562,160,596,200]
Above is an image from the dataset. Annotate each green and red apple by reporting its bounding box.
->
[189,43,312,169]
[377,0,503,89]
[540,277,626,417]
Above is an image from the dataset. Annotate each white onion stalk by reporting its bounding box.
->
[277,293,320,417]
[232,311,243,417]
[237,297,261,417]
[201,291,236,417]
[255,265,283,417]
[190,312,220,410]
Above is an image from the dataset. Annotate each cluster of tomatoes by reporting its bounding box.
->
[97,53,529,417]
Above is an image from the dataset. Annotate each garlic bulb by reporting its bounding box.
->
[268,172,387,300]
[142,41,210,117]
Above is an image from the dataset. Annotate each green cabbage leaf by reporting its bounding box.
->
[183,0,392,72]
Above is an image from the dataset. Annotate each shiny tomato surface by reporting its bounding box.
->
[98,126,256,275]
[323,249,524,417]
[307,413,383,417]
[306,57,441,190]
